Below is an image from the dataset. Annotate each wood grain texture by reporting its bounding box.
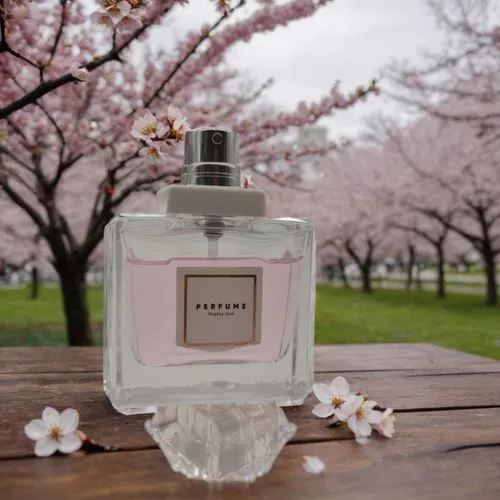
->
[1,370,500,458]
[2,427,499,500]
[1,345,499,499]
[315,343,500,372]
[1,344,499,375]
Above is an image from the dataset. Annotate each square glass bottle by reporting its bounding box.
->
[103,128,316,415]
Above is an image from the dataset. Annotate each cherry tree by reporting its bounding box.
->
[0,195,44,296]
[385,0,500,134]
[378,0,500,303]
[300,146,392,294]
[377,113,500,305]
[0,0,377,345]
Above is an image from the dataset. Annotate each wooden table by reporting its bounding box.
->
[1,343,500,499]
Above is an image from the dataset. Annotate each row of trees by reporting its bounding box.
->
[293,0,500,305]
[2,0,498,347]
[0,0,376,345]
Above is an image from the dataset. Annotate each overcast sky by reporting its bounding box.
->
[157,0,445,139]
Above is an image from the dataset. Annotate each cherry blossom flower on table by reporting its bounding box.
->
[312,376,356,420]
[343,396,381,438]
[24,407,82,457]
[303,456,325,475]
[311,376,396,444]
[374,408,396,438]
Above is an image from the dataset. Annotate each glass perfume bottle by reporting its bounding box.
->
[103,128,316,481]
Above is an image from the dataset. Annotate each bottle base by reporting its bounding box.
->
[104,379,311,415]
[144,403,297,482]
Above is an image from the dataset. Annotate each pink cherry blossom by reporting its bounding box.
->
[139,141,169,163]
[131,112,168,140]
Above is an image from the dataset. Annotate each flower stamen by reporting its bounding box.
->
[49,426,64,441]
[141,124,157,136]
[355,407,364,419]
[331,396,345,409]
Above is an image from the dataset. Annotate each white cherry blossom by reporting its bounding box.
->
[116,7,144,33]
[344,396,382,438]
[312,376,356,420]
[373,408,396,438]
[24,407,82,457]
[139,141,169,163]
[90,10,114,27]
[131,112,167,140]
[161,105,190,140]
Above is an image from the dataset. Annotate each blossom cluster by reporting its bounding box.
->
[312,376,395,444]
[130,105,190,163]
[90,0,147,33]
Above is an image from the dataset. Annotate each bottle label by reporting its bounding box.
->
[176,266,263,348]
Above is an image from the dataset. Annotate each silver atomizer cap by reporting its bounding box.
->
[181,128,241,187]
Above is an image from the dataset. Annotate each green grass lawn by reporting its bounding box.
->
[0,286,103,346]
[0,285,499,359]
[315,286,500,359]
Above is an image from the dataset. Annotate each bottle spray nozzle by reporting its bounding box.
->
[181,128,241,187]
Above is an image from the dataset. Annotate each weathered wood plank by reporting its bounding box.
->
[1,344,498,375]
[1,431,499,500]
[315,343,500,372]
[2,370,500,458]
[0,347,103,374]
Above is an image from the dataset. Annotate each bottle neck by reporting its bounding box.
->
[181,162,241,187]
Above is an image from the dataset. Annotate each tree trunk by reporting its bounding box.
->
[415,263,422,291]
[338,257,350,288]
[483,250,497,306]
[29,266,40,300]
[58,265,93,346]
[436,244,446,299]
[360,265,373,294]
[406,244,415,290]
[345,238,374,294]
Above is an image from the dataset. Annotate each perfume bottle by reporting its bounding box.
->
[103,128,316,416]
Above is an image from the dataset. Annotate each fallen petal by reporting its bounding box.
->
[303,456,325,474]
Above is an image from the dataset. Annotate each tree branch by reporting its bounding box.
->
[0,5,173,119]
[47,0,68,67]
[0,144,35,173]
[142,0,247,109]
[0,177,48,234]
